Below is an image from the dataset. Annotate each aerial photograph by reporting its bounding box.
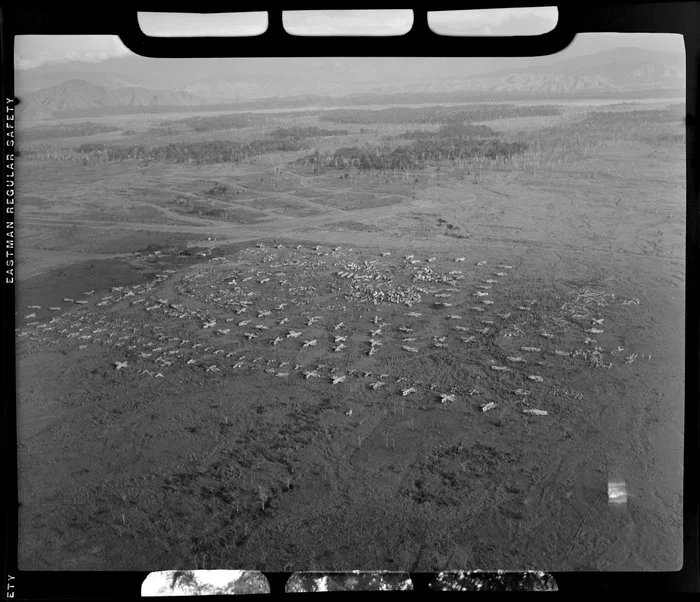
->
[13,10,685,574]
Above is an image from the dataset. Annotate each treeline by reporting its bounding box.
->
[20,122,121,142]
[267,126,350,140]
[318,104,561,125]
[399,123,496,140]
[158,113,264,132]
[297,138,527,171]
[581,106,685,126]
[76,137,309,164]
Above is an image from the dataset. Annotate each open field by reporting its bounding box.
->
[15,99,685,572]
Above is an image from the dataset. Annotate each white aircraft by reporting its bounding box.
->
[332,375,346,384]
[427,257,436,262]
[405,254,414,260]
[507,356,526,363]
[491,365,512,372]
[477,260,487,266]
[236,308,247,315]
[254,324,269,330]
[114,361,128,370]
[402,387,416,396]
[369,381,385,390]
[287,331,302,338]
[498,312,512,319]
[521,346,541,352]
[279,317,289,325]
[334,322,344,330]
[25,313,36,319]
[439,393,456,403]
[368,348,377,356]
[238,320,251,326]
[453,326,469,332]
[455,257,466,262]
[370,328,382,336]
[485,279,498,284]
[402,337,416,342]
[495,272,507,277]
[272,337,283,346]
[303,370,320,379]
[482,300,494,305]
[402,346,419,353]
[244,332,258,340]
[275,303,288,310]
[461,336,476,343]
[406,312,422,317]
[398,326,413,332]
[381,252,391,257]
[592,318,604,325]
[334,344,346,352]
[27,305,41,309]
[302,339,317,348]
[474,291,489,297]
[334,336,347,342]
[586,328,604,334]
[258,310,272,317]
[528,375,544,382]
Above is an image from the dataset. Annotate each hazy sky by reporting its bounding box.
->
[13,8,684,90]
[16,8,564,69]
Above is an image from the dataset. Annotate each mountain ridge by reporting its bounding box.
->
[17,47,685,121]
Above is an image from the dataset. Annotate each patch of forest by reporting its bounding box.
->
[318,104,562,125]
[297,137,527,171]
[75,137,310,164]
[398,123,496,140]
[20,122,122,142]
[580,106,686,126]
[158,113,265,132]
[267,126,350,140]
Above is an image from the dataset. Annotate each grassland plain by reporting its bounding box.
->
[15,100,684,571]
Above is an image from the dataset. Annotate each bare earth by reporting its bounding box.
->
[16,133,684,572]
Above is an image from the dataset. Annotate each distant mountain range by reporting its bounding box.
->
[16,47,684,121]
[18,79,205,121]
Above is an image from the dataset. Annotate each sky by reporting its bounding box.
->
[15,8,565,69]
[13,8,684,95]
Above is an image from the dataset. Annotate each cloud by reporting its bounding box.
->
[429,7,559,36]
[137,11,268,37]
[14,35,133,70]
[283,10,414,36]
